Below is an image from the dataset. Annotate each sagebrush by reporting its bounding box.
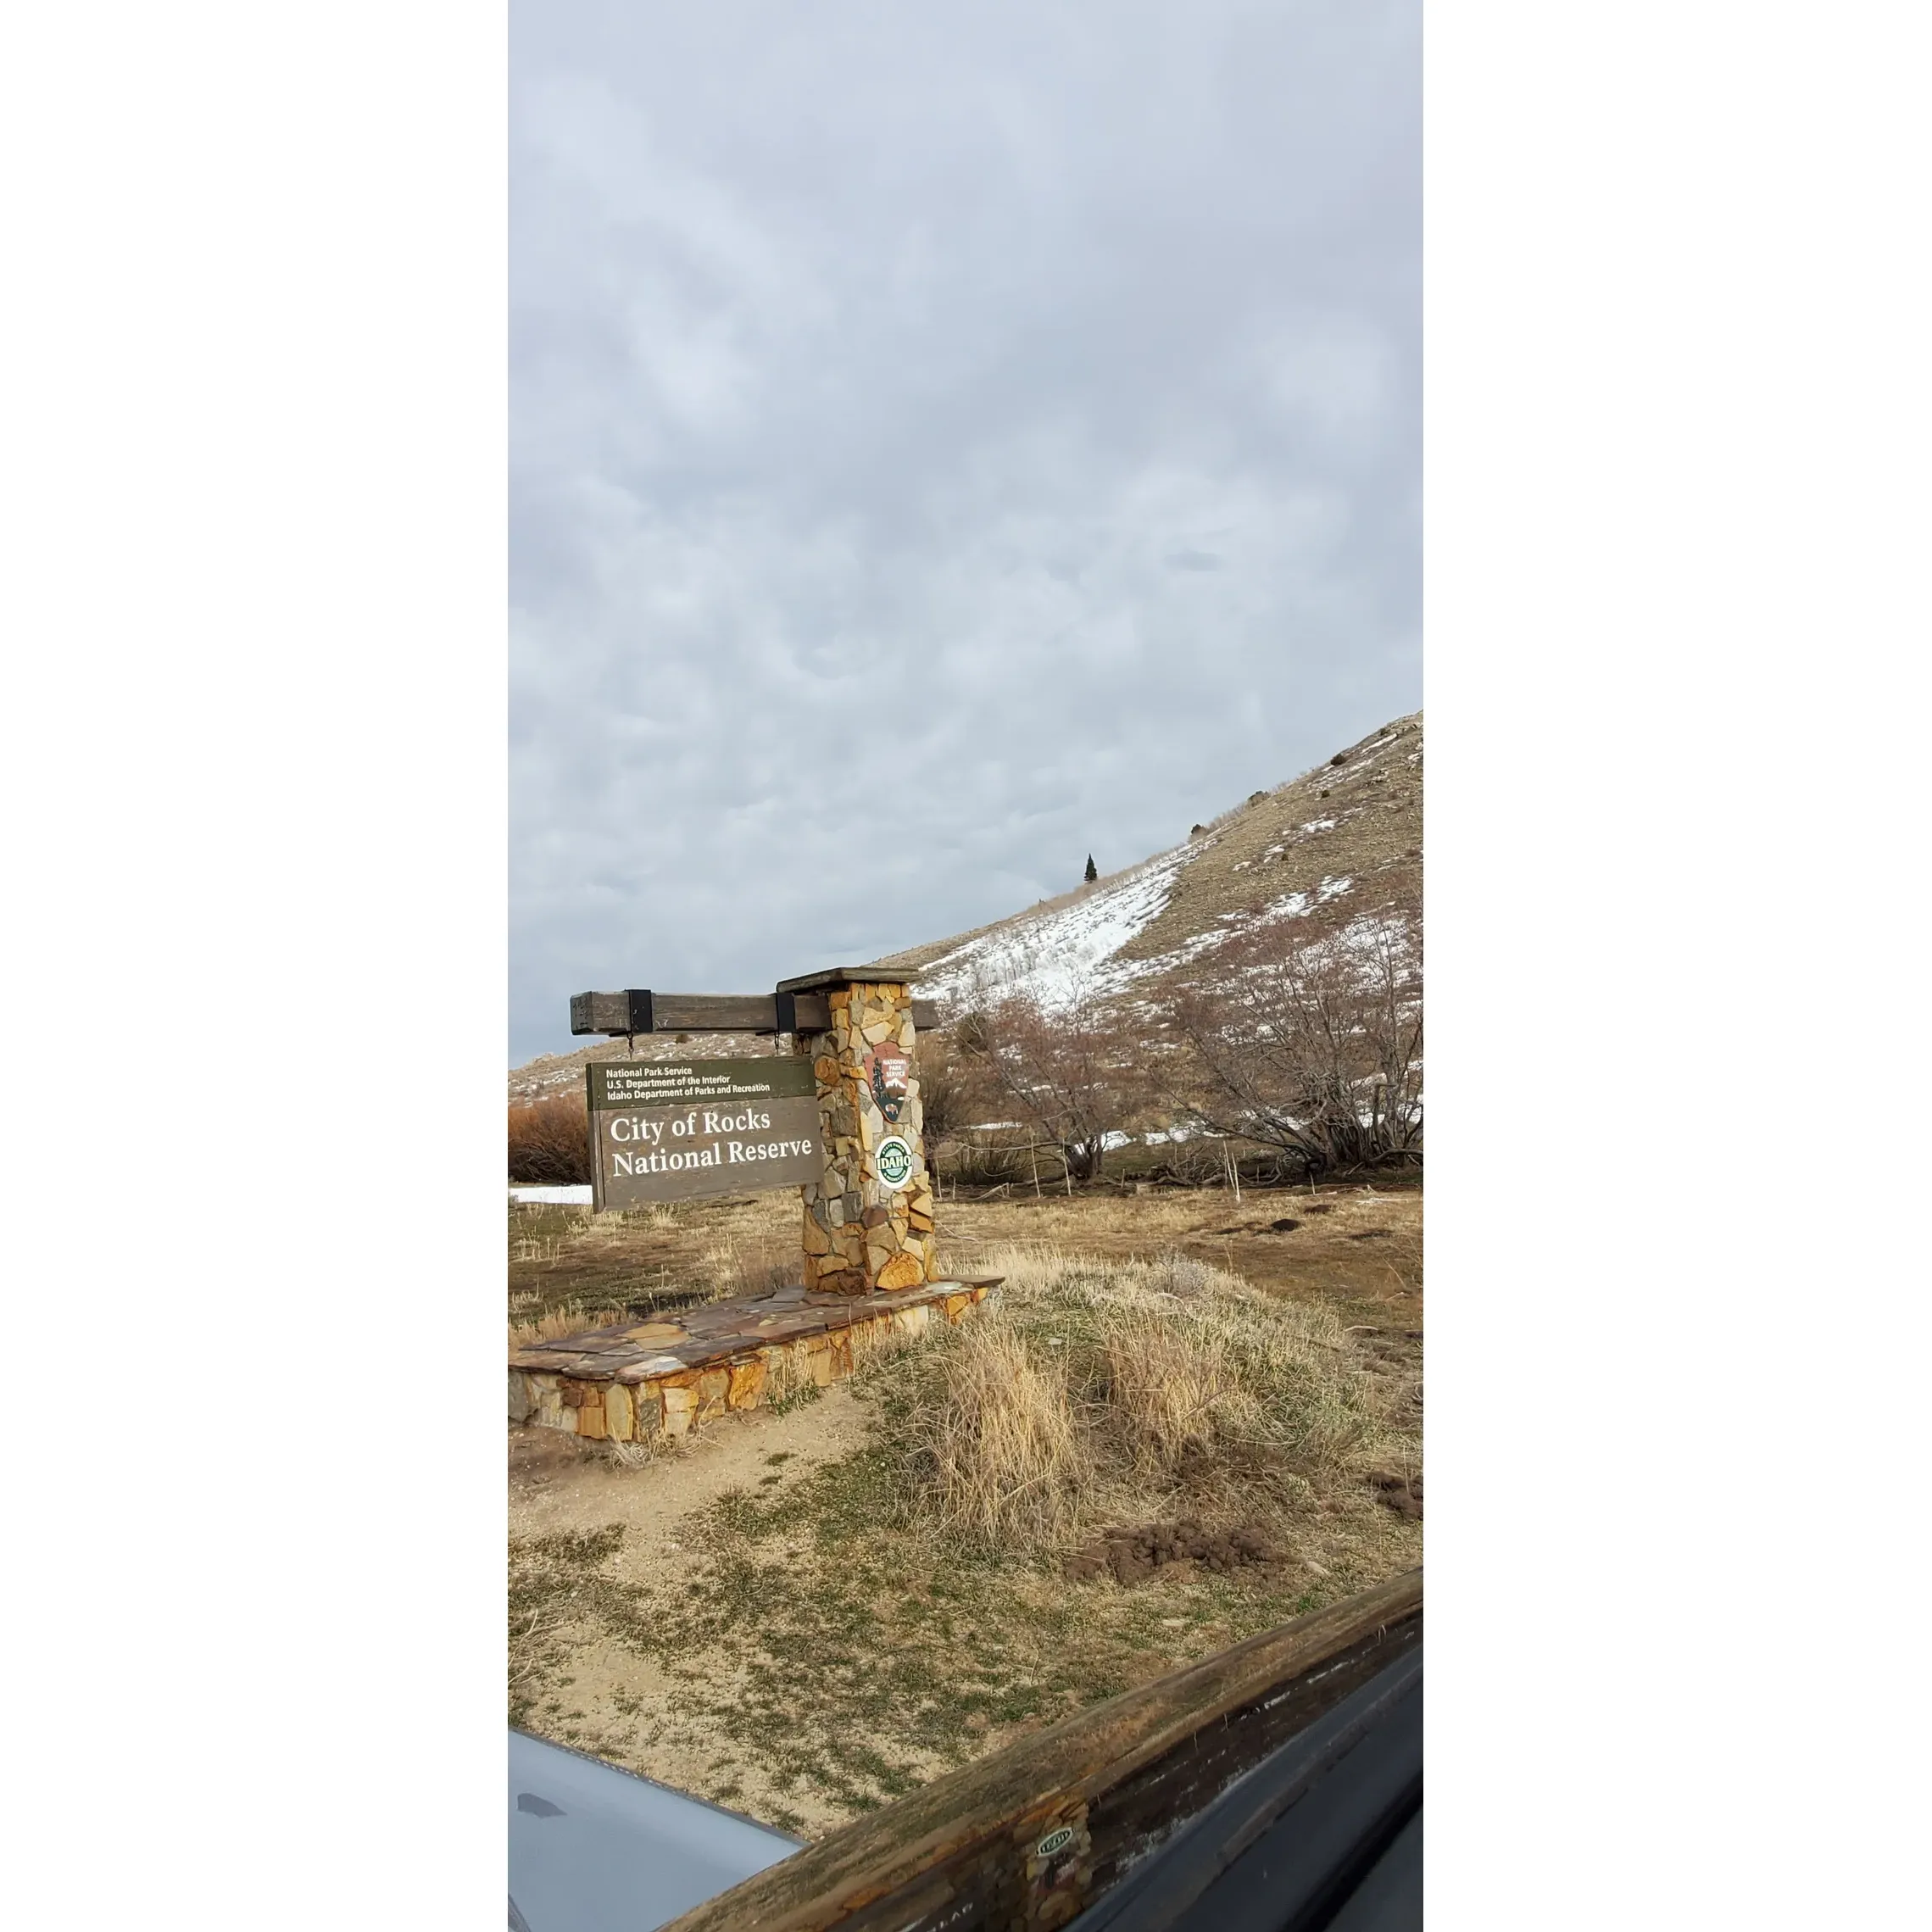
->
[509,1095,593,1184]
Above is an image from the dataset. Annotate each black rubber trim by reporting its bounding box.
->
[1322,1808,1422,1932]
[1072,1646,1422,1932]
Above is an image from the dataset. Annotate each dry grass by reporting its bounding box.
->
[508,1168,1421,1345]
[931,1194,1228,1275]
[506,1192,803,1326]
[508,1299,635,1350]
[882,1244,1405,1560]
[914,1324,1096,1550]
[1101,1307,1226,1473]
[935,1182,1423,1318]
[508,1229,1421,1836]
[696,1231,799,1302]
[506,1204,691,1344]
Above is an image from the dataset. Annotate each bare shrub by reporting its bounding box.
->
[955,975,1141,1183]
[944,1126,1038,1189]
[1147,1136,1239,1189]
[509,1095,593,1184]
[1157,914,1422,1178]
[912,1028,969,1145]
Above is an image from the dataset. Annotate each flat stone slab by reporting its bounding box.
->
[509,1275,1002,1444]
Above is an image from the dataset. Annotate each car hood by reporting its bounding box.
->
[509,1729,800,1932]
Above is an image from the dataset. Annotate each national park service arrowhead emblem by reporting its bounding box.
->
[866,1044,912,1124]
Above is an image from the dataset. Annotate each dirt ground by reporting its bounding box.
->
[508,1179,1421,1838]
[509,1389,892,1832]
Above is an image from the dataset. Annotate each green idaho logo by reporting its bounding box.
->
[876,1136,914,1189]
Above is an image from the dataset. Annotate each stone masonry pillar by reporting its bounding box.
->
[787,975,937,1294]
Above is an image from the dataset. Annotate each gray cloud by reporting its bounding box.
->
[511,0,1420,1064]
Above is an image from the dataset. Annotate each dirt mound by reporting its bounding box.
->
[1368,1471,1423,1520]
[1064,1519,1276,1586]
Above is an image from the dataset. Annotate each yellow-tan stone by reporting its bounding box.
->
[877,1251,925,1292]
[605,1383,634,1440]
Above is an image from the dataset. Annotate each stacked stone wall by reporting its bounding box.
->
[509,1285,989,1443]
[797,981,938,1294]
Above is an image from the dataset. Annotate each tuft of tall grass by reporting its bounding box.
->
[697,1235,799,1302]
[1100,1307,1226,1473]
[910,1324,1095,1551]
[507,1298,633,1349]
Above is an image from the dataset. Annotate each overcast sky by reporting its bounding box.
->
[510,0,1419,1066]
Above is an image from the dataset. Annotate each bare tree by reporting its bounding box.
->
[955,970,1139,1184]
[910,1024,969,1145]
[1156,914,1422,1178]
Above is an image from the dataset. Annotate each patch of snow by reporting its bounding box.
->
[1300,817,1339,834]
[1262,889,1313,921]
[1317,875,1354,900]
[1100,1130,1134,1151]
[914,844,1198,1013]
[509,1184,592,1205]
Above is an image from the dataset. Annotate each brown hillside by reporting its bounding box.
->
[865,712,1421,1008]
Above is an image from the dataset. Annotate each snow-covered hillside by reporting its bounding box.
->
[882,714,1422,1018]
[911,844,1198,1011]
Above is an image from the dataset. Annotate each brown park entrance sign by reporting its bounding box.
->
[587,1057,823,1211]
[571,974,940,1294]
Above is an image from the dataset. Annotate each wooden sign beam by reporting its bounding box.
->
[570,989,939,1037]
